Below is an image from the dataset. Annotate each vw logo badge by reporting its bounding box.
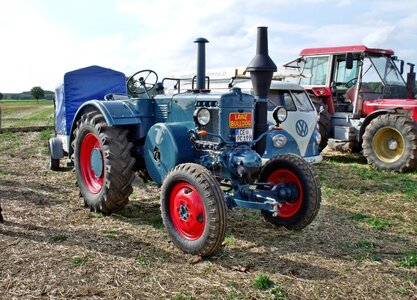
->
[295,120,308,137]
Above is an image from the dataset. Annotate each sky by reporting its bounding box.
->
[1,0,417,93]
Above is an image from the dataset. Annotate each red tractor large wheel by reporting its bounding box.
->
[73,111,136,214]
[259,154,321,230]
[363,114,417,172]
[161,163,227,257]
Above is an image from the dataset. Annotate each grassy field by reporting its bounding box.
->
[0,99,54,128]
[0,130,416,299]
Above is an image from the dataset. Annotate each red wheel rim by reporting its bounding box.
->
[80,133,104,193]
[267,169,303,218]
[169,182,205,240]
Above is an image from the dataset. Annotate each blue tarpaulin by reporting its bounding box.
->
[54,65,126,135]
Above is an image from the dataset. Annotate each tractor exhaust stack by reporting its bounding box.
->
[406,63,416,99]
[246,26,277,155]
[194,37,209,90]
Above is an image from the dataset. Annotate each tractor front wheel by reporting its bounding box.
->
[73,111,136,214]
[161,163,227,257]
[259,154,321,230]
[362,114,417,172]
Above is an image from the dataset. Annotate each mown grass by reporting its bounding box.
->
[0,99,53,105]
[1,132,416,299]
[0,99,54,128]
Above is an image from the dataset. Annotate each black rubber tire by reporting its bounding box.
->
[259,153,321,230]
[48,143,60,171]
[310,95,332,151]
[0,204,4,223]
[72,111,136,214]
[362,114,417,172]
[161,163,227,257]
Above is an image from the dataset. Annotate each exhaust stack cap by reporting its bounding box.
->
[194,37,209,90]
[246,26,277,98]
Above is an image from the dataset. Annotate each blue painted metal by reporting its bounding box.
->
[144,122,196,185]
[197,145,263,182]
[225,182,298,212]
[305,129,321,158]
[70,98,155,141]
[263,130,301,159]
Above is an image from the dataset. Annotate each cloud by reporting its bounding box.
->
[362,26,396,46]
[0,0,416,92]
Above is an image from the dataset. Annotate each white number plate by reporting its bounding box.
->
[235,129,253,142]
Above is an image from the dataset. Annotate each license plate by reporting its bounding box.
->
[229,113,252,128]
[235,128,253,142]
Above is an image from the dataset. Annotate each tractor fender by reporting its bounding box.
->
[358,108,403,144]
[71,100,142,130]
[68,100,146,155]
[144,122,196,185]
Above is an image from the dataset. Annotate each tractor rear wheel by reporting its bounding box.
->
[310,95,331,151]
[161,163,227,257]
[259,154,321,230]
[73,111,136,214]
[362,114,417,172]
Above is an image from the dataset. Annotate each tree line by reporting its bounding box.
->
[0,87,54,101]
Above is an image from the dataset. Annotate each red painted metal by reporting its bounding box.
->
[300,45,394,56]
[311,87,335,113]
[80,133,104,193]
[170,182,205,240]
[267,169,303,218]
[362,99,417,120]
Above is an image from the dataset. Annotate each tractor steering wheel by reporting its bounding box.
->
[127,70,158,94]
[344,77,358,88]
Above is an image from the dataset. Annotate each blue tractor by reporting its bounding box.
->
[49,27,321,256]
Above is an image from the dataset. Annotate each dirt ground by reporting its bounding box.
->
[0,131,416,299]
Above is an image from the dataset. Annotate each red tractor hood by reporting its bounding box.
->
[362,98,417,120]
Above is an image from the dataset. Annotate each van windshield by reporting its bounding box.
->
[268,90,314,112]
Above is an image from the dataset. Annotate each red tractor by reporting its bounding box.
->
[285,45,417,172]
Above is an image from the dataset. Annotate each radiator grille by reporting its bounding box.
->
[155,104,169,122]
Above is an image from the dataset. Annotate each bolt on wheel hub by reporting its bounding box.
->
[387,139,398,151]
[90,148,103,178]
[179,204,189,221]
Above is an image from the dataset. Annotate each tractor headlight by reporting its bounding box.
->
[272,134,287,148]
[193,108,211,126]
[272,106,287,124]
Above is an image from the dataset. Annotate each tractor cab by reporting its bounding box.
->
[285,45,417,172]
[285,45,416,117]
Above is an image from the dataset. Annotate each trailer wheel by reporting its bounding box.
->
[48,144,60,171]
[259,154,321,230]
[363,114,417,172]
[161,163,227,257]
[73,111,136,214]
